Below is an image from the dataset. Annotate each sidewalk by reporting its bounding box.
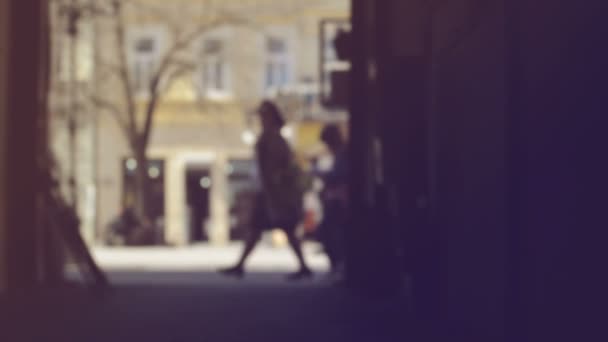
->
[90,242,329,273]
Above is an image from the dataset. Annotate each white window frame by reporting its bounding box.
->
[128,26,165,98]
[264,36,291,92]
[198,33,232,101]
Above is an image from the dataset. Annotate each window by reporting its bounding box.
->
[200,38,229,98]
[265,37,289,89]
[132,36,158,94]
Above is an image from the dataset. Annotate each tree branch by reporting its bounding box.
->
[89,95,133,145]
[112,0,138,142]
[165,61,197,86]
[129,5,267,149]
[139,18,226,147]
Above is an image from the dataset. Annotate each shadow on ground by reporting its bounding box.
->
[1,271,412,342]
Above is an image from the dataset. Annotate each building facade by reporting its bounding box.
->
[49,0,349,246]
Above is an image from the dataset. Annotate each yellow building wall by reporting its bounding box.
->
[0,0,11,292]
[295,120,349,157]
[296,122,324,154]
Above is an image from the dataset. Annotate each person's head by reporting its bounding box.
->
[257,100,285,132]
[320,124,344,152]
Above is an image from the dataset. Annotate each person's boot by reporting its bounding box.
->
[286,267,313,281]
[218,265,245,278]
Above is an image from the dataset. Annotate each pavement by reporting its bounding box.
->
[1,243,413,342]
[91,242,330,274]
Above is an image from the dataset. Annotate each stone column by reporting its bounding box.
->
[164,154,188,246]
[76,119,96,246]
[209,153,229,245]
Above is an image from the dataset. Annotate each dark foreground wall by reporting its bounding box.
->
[511,1,607,340]
[428,0,607,340]
[432,0,508,339]
[0,0,46,291]
[0,0,9,292]
[349,0,607,340]
[429,0,607,340]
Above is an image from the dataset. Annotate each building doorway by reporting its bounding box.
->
[226,159,257,241]
[185,166,212,242]
[122,158,166,227]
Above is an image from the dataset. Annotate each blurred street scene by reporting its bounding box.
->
[47,0,350,249]
[3,0,604,341]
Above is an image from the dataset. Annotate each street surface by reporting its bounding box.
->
[2,243,412,341]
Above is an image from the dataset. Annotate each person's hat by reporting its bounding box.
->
[257,100,285,128]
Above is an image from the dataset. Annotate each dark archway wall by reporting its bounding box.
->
[374,0,510,339]
[348,0,510,339]
[349,0,607,340]
[346,0,430,296]
[0,0,10,292]
[430,1,509,340]
[0,0,47,291]
[429,1,607,339]
[508,1,607,341]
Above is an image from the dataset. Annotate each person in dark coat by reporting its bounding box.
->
[219,100,312,280]
[316,123,349,280]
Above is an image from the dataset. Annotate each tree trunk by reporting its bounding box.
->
[133,145,149,222]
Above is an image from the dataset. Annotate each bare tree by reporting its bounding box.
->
[75,0,329,222]
[87,0,257,220]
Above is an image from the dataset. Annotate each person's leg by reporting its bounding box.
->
[220,194,266,277]
[320,201,340,273]
[286,224,313,280]
[219,229,262,277]
[331,206,347,269]
[235,229,262,269]
[287,231,309,270]
[329,206,348,286]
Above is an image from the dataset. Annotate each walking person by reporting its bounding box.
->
[316,124,349,282]
[219,100,313,280]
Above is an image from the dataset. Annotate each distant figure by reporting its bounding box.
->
[106,207,139,245]
[219,100,312,280]
[317,123,349,281]
[129,217,157,246]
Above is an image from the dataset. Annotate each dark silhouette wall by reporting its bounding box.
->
[349,0,607,340]
[0,0,47,291]
[509,1,607,340]
[0,0,9,291]
[431,1,508,339]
